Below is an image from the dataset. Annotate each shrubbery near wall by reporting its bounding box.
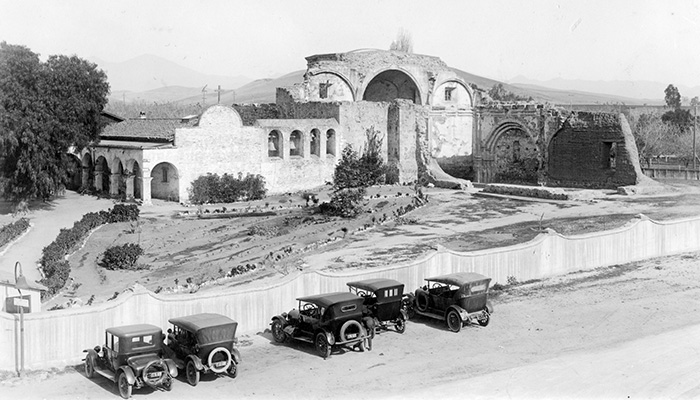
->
[0,217,30,248]
[188,172,267,205]
[39,204,140,298]
[483,184,569,200]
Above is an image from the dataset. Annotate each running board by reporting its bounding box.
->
[94,367,116,382]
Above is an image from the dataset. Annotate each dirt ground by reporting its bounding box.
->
[2,251,700,399]
[41,179,700,309]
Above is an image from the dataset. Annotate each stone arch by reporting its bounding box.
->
[81,152,94,190]
[485,121,539,184]
[95,156,110,193]
[361,69,422,104]
[326,129,337,156]
[65,153,82,191]
[150,162,179,202]
[290,130,303,157]
[310,71,355,101]
[432,79,473,107]
[112,158,125,197]
[268,130,282,158]
[125,159,142,200]
[310,128,321,157]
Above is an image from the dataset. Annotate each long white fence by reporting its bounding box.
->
[1,214,699,371]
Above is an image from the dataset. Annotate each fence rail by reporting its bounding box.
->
[1,214,699,371]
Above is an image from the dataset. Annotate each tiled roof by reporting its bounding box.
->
[100,119,198,141]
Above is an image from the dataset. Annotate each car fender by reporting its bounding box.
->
[270,314,287,325]
[446,305,469,321]
[186,354,205,371]
[316,329,335,346]
[231,348,242,364]
[399,308,408,320]
[83,348,98,362]
[486,300,494,314]
[163,358,179,377]
[118,366,136,385]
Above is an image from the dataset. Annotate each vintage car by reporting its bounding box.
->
[165,313,241,386]
[409,272,493,332]
[346,278,408,334]
[83,324,178,399]
[270,292,374,358]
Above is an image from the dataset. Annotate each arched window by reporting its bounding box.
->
[290,130,302,157]
[310,129,320,157]
[268,130,281,158]
[326,129,336,156]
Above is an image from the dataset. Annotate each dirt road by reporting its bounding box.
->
[3,251,699,399]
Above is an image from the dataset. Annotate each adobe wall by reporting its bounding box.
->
[144,105,339,201]
[546,112,644,189]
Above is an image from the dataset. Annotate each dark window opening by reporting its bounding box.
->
[320,82,332,99]
[162,168,168,183]
[445,87,456,101]
[602,141,617,169]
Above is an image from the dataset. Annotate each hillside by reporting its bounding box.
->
[105,59,661,107]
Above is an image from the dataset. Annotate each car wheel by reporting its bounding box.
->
[446,310,462,333]
[228,361,238,379]
[339,320,363,343]
[84,358,95,379]
[207,347,232,374]
[416,291,429,312]
[315,332,331,359]
[395,315,407,334]
[271,319,287,343]
[478,311,490,327]
[117,372,132,399]
[186,360,200,386]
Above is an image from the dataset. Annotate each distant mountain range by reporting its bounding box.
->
[99,54,684,107]
[92,54,252,94]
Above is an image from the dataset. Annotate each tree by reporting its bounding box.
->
[390,28,413,53]
[627,110,682,166]
[661,84,692,130]
[488,83,533,102]
[0,42,109,201]
[664,84,681,109]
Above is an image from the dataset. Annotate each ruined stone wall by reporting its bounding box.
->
[546,112,643,189]
[387,100,429,183]
[337,101,391,157]
[475,105,563,183]
[233,104,280,126]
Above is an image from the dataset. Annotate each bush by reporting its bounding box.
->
[39,205,141,298]
[100,244,144,270]
[0,218,30,248]
[319,187,366,218]
[188,173,267,204]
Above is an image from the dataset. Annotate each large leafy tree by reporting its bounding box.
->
[0,42,109,201]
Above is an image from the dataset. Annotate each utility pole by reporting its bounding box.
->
[694,104,697,174]
[215,85,222,104]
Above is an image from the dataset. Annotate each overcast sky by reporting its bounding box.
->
[1,0,699,86]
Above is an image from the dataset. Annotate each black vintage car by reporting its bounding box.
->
[347,278,408,334]
[83,324,178,399]
[165,313,241,386]
[270,292,374,358]
[409,272,493,332]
